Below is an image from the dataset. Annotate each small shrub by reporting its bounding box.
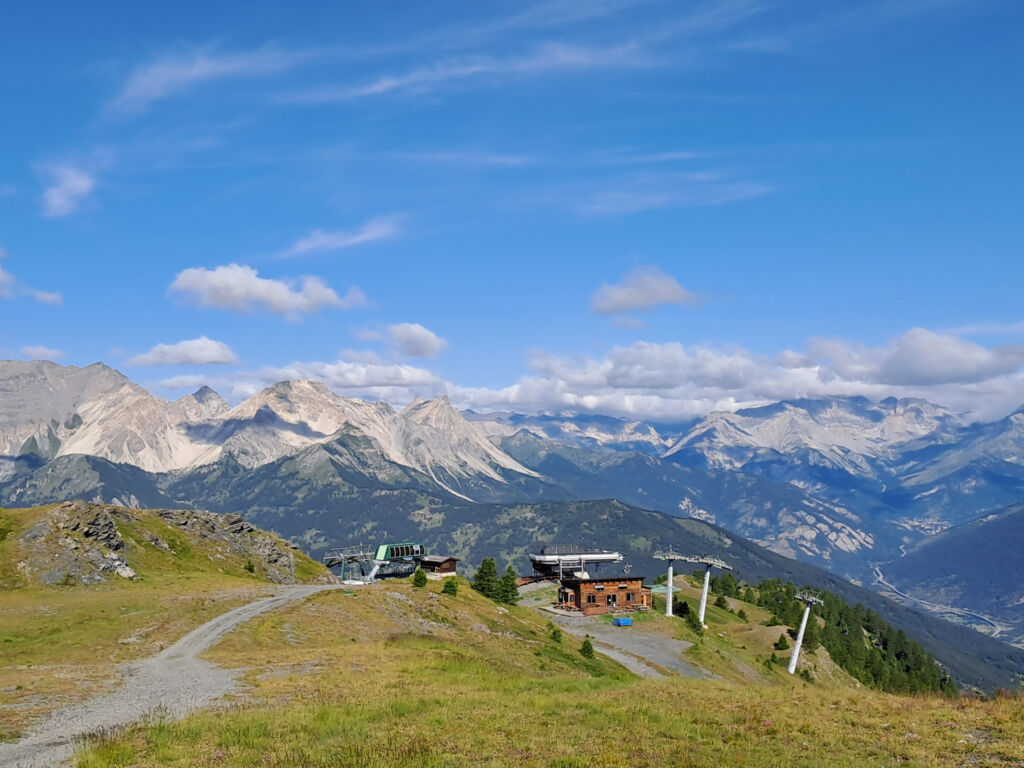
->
[737,608,748,621]
[714,595,729,610]
[684,609,704,636]
[550,626,563,644]
[441,577,458,596]
[580,637,594,659]
[775,634,790,651]
[412,568,427,588]
[244,559,255,574]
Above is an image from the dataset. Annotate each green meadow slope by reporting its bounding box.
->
[0,502,330,741]
[75,575,1024,768]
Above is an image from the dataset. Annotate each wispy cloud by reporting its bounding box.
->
[944,320,1024,337]
[284,42,650,103]
[385,150,533,168]
[41,165,96,217]
[592,148,708,165]
[113,44,318,114]
[20,345,65,360]
[571,171,770,216]
[0,248,62,305]
[277,215,404,259]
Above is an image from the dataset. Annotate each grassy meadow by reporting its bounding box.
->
[75,577,1024,768]
[0,504,327,741]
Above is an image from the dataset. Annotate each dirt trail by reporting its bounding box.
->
[0,584,340,768]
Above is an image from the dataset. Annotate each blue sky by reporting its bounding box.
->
[2,0,1023,420]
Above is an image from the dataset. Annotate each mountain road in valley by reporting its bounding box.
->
[872,567,1009,638]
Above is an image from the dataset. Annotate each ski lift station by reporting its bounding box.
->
[323,542,435,585]
[528,544,652,617]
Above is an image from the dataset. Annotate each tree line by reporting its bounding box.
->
[709,573,957,696]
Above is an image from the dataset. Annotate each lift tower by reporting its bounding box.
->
[652,550,686,617]
[788,591,824,675]
[680,555,733,628]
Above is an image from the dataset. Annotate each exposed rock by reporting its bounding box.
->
[13,502,323,587]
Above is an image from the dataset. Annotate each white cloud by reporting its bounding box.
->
[41,165,95,217]
[285,42,649,103]
[810,328,1024,386]
[29,290,63,305]
[145,324,1024,423]
[21,345,65,360]
[450,328,1024,423]
[128,336,239,366]
[169,264,365,317]
[0,248,62,305]
[114,44,313,113]
[591,266,696,315]
[278,215,403,258]
[154,352,444,404]
[389,323,448,358]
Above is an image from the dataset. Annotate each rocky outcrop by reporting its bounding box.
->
[14,501,323,586]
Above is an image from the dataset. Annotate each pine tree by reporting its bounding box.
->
[497,565,521,605]
[580,637,594,659]
[412,568,427,587]
[441,577,458,596]
[714,594,729,610]
[737,608,748,621]
[775,633,790,651]
[472,558,499,599]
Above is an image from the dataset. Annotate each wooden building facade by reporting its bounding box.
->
[557,576,650,616]
[419,555,459,575]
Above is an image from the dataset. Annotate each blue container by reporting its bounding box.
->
[613,617,632,626]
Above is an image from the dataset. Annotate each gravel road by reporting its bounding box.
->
[547,611,717,680]
[0,584,340,768]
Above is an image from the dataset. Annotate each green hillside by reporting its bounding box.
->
[0,502,330,741]
[74,574,1024,768]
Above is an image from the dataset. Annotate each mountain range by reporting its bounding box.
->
[3,359,1024,649]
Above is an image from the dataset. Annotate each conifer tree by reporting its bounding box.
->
[775,633,790,651]
[472,558,499,599]
[441,577,458,596]
[412,568,427,587]
[497,564,521,605]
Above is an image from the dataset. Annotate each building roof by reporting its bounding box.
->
[560,575,646,585]
[420,555,459,564]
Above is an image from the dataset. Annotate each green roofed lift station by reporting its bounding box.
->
[323,542,428,585]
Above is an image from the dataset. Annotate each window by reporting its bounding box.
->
[626,593,635,602]
[595,584,605,592]
[618,583,628,589]
[587,594,597,604]
[606,594,617,606]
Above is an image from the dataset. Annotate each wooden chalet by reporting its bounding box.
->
[557,575,650,616]
[419,555,459,575]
